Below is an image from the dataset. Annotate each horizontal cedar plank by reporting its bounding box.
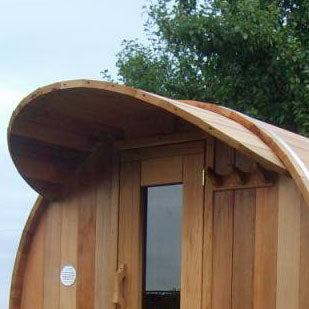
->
[14,155,72,183]
[50,90,145,121]
[50,89,176,124]
[20,103,124,138]
[141,156,183,186]
[42,92,175,137]
[115,131,207,150]
[10,134,88,167]
[121,141,204,162]
[213,182,274,192]
[12,120,95,151]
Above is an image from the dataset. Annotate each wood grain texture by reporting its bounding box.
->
[20,212,46,308]
[202,137,214,309]
[212,140,234,309]
[232,189,256,309]
[183,100,309,207]
[10,197,47,309]
[10,86,309,309]
[8,79,295,201]
[59,186,79,309]
[254,186,278,309]
[181,153,204,309]
[212,191,234,309]
[118,161,143,309]
[300,196,309,309]
[141,156,183,186]
[122,141,204,162]
[276,175,301,309]
[171,100,284,173]
[11,119,95,151]
[77,161,97,309]
[43,202,62,309]
[13,155,72,184]
[115,131,206,150]
[94,150,119,309]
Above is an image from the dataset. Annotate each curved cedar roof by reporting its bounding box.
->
[7,79,309,205]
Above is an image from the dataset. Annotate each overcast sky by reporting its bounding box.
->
[0,0,146,306]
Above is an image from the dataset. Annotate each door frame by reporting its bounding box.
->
[117,140,206,309]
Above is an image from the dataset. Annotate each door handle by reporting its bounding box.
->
[112,264,126,308]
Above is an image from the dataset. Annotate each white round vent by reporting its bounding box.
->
[60,264,77,287]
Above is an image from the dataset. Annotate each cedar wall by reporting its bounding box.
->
[19,148,118,309]
[15,139,309,309]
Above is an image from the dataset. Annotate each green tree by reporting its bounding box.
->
[106,0,309,136]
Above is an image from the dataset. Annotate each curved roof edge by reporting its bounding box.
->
[7,79,309,205]
[182,100,309,206]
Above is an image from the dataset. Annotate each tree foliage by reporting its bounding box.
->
[107,0,309,136]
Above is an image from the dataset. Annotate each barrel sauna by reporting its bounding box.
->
[7,80,309,309]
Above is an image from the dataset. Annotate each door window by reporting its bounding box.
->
[143,184,183,309]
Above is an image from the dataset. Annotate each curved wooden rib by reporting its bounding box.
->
[182,100,309,206]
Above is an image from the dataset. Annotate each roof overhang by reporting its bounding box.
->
[7,80,309,205]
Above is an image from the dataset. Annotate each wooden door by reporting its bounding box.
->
[117,141,205,309]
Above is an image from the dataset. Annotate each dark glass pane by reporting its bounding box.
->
[144,185,182,309]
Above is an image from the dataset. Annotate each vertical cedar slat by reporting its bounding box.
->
[212,192,234,309]
[21,212,46,308]
[276,176,301,309]
[43,202,62,309]
[181,153,204,309]
[203,137,215,309]
[111,153,121,286]
[254,186,278,309]
[212,140,234,309]
[232,189,256,309]
[235,151,256,173]
[94,150,119,309]
[94,152,111,309]
[59,187,79,309]
[214,141,234,175]
[300,196,309,309]
[118,161,143,309]
[77,161,97,309]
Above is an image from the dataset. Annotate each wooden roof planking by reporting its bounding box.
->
[7,79,309,205]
